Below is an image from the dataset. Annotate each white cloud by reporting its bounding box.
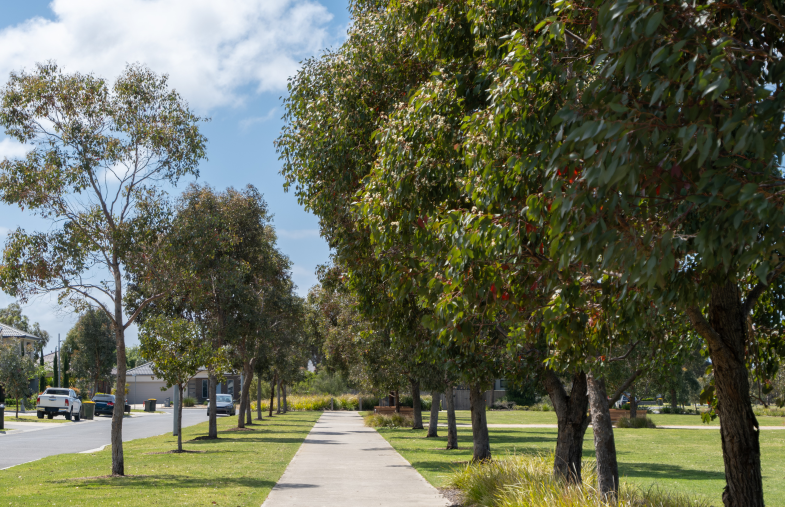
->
[0,0,334,111]
[277,228,320,240]
[239,108,277,130]
[0,138,31,159]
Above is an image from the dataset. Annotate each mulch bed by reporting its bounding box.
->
[440,488,468,507]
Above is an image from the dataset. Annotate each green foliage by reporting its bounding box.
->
[0,343,41,416]
[64,308,116,396]
[616,416,657,429]
[364,412,414,428]
[291,370,351,396]
[182,396,196,408]
[451,454,708,507]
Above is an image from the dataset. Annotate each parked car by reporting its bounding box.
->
[205,394,236,416]
[92,394,131,416]
[36,388,83,421]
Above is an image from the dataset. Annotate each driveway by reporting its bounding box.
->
[0,408,214,470]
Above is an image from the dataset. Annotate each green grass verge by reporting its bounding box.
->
[373,423,785,506]
[0,411,321,506]
[425,410,785,427]
[2,415,69,424]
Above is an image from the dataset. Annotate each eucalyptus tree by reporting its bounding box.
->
[64,308,116,397]
[139,315,214,452]
[0,63,207,475]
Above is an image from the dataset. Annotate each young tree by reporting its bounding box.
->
[139,315,214,452]
[0,343,40,418]
[64,309,116,397]
[0,63,207,475]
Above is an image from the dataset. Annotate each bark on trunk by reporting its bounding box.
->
[671,386,677,411]
[687,281,764,507]
[445,386,458,449]
[629,385,638,419]
[208,373,218,438]
[238,360,254,428]
[587,373,619,500]
[256,376,263,420]
[411,379,423,429]
[246,398,252,425]
[177,384,184,452]
[275,379,281,414]
[111,322,127,476]
[269,376,275,417]
[394,390,400,413]
[283,383,288,413]
[469,383,491,462]
[426,393,439,438]
[543,369,590,483]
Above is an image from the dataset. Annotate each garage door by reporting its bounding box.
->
[129,381,176,405]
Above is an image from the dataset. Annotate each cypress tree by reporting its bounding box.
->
[62,350,70,388]
[39,353,45,392]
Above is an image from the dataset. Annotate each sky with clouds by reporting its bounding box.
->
[0,0,348,352]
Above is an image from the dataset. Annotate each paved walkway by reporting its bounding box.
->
[262,411,449,507]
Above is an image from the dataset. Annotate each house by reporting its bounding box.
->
[126,362,241,405]
[0,322,46,397]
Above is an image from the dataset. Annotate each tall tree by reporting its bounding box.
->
[0,63,207,475]
[64,309,116,397]
[0,343,39,418]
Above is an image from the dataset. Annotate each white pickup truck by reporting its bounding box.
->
[36,388,83,421]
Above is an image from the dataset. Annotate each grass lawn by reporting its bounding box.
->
[426,409,785,427]
[0,411,321,506]
[2,415,69,424]
[374,422,785,506]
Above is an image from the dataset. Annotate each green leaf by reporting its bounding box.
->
[645,11,664,36]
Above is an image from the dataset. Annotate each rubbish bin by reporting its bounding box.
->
[145,399,157,412]
[83,402,95,420]
[164,397,171,408]
[0,404,4,430]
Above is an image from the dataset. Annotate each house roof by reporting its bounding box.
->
[0,322,44,341]
[127,362,156,376]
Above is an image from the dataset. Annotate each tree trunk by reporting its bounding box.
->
[237,359,254,428]
[276,378,282,414]
[411,379,423,429]
[177,384,184,452]
[208,373,218,439]
[629,384,638,419]
[687,281,764,507]
[426,393,439,438]
[587,373,619,500]
[394,390,400,413]
[445,386,458,449]
[670,386,677,411]
[283,383,288,413]
[256,376,263,420]
[111,320,127,476]
[469,383,491,462]
[246,398,252,425]
[268,376,275,417]
[543,369,590,483]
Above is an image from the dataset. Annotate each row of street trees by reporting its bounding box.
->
[278,1,785,506]
[0,63,307,473]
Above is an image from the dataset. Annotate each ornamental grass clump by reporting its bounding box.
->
[364,413,414,428]
[451,454,709,507]
[616,416,657,429]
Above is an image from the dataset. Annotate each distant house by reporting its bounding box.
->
[0,322,46,397]
[125,362,241,405]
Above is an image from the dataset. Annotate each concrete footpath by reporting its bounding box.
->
[262,411,449,507]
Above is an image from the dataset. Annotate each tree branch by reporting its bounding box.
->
[609,369,644,406]
[744,261,785,314]
[607,340,641,362]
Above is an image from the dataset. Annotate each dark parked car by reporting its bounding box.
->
[206,394,236,416]
[92,394,131,416]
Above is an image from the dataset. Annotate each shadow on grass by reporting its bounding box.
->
[185,436,310,445]
[619,462,725,482]
[58,474,277,491]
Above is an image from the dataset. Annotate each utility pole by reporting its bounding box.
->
[57,334,61,388]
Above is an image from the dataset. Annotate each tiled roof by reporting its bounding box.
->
[127,362,156,376]
[0,322,44,341]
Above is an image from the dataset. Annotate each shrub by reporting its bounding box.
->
[661,406,688,415]
[753,406,785,417]
[364,413,414,428]
[451,454,710,507]
[183,396,196,407]
[616,416,656,429]
[250,393,381,412]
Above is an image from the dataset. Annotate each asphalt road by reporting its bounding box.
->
[0,408,212,470]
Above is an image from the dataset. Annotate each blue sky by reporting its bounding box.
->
[0,0,349,352]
